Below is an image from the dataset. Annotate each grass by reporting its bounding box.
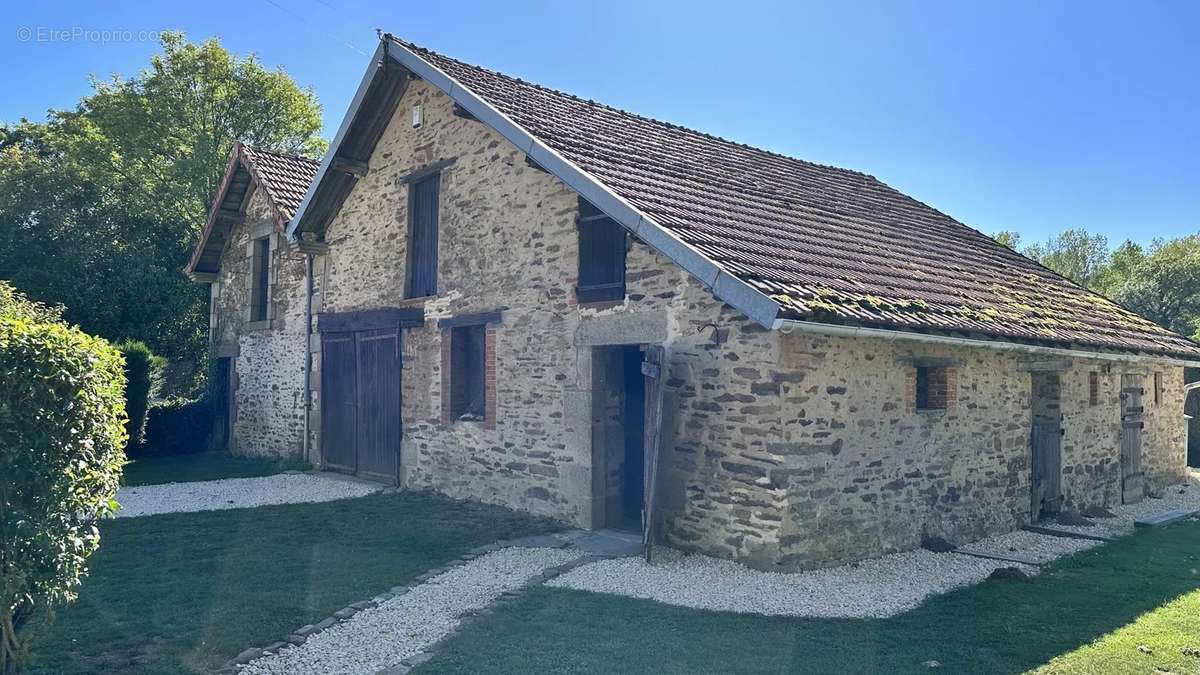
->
[1035,589,1200,674]
[417,521,1200,675]
[120,451,302,486]
[26,491,561,675]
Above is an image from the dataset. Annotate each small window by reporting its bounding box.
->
[915,365,950,411]
[576,199,626,303]
[406,172,440,298]
[250,237,270,321]
[449,324,486,421]
[1154,371,1163,406]
[1089,372,1099,406]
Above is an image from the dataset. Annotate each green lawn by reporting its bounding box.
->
[121,451,299,486]
[27,492,561,675]
[417,521,1200,675]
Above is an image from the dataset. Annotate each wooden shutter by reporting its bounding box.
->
[251,237,270,321]
[407,173,440,298]
[577,200,626,303]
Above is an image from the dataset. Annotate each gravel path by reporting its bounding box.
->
[1052,470,1200,538]
[114,474,382,518]
[956,530,1102,563]
[242,547,580,675]
[547,547,1030,619]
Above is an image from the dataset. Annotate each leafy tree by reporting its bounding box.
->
[992,230,1022,250]
[0,32,325,377]
[1022,229,1111,288]
[0,281,126,673]
[1105,236,1200,339]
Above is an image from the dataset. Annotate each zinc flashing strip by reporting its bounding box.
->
[775,318,1200,368]
[386,40,781,329]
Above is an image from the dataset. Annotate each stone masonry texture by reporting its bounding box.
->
[210,78,1190,569]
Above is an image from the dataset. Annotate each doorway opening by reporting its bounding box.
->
[592,345,646,531]
[212,356,233,451]
[1030,371,1063,521]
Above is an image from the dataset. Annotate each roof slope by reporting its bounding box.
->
[187,144,320,275]
[393,38,1199,360]
[240,145,321,222]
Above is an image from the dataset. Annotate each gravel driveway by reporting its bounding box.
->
[114,473,382,518]
[242,547,580,675]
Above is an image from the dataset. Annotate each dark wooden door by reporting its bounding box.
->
[321,332,358,473]
[1031,422,1063,520]
[1120,374,1145,504]
[355,328,402,480]
[212,357,232,451]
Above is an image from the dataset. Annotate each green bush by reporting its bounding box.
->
[143,396,213,456]
[118,340,159,452]
[0,281,126,673]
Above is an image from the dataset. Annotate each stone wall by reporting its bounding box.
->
[657,331,1189,569]
[301,76,1189,569]
[211,185,308,458]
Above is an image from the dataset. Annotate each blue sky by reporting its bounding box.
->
[3,1,1196,246]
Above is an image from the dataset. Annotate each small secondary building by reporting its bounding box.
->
[188,35,1200,569]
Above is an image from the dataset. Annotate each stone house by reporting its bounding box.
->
[187,35,1200,569]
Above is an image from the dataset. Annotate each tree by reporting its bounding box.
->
[1022,229,1111,288]
[1105,236,1200,339]
[0,281,127,673]
[992,230,1022,250]
[0,32,325,377]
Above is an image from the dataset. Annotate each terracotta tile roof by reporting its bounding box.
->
[241,145,320,222]
[186,144,319,275]
[395,38,1200,360]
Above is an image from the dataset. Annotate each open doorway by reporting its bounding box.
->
[1030,371,1063,521]
[592,345,646,531]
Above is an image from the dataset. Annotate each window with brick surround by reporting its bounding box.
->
[1089,372,1099,406]
[915,365,951,411]
[1154,371,1163,405]
[448,324,485,421]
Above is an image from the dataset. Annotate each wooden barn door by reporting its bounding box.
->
[355,328,402,480]
[320,329,402,480]
[321,332,359,473]
[1120,374,1145,504]
[1030,371,1063,521]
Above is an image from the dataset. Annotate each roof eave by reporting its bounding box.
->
[387,39,781,328]
[773,316,1200,368]
[286,41,389,240]
[286,36,781,329]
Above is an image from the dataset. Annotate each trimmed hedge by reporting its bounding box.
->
[0,281,126,673]
[144,396,214,456]
[118,340,157,452]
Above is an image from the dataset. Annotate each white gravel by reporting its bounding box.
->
[114,474,382,518]
[547,547,1031,619]
[242,547,580,675]
[956,529,1102,563]
[1053,470,1200,538]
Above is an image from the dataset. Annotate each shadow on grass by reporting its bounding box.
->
[419,521,1200,674]
[27,491,562,675]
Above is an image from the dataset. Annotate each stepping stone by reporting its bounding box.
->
[954,549,1044,566]
[1135,509,1199,527]
[1023,525,1113,542]
[234,648,263,664]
